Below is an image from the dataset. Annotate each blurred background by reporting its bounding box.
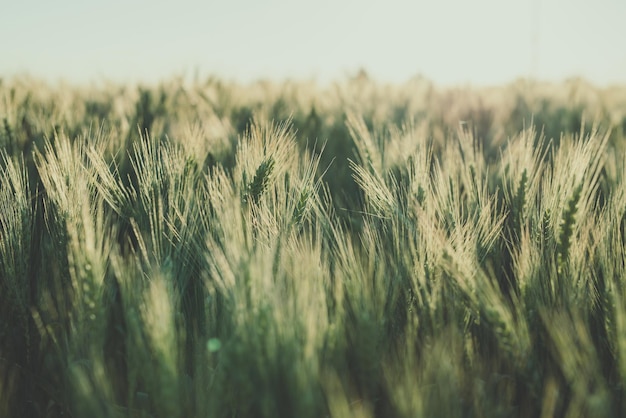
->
[2,0,625,86]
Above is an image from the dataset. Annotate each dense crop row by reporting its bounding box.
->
[2,75,626,417]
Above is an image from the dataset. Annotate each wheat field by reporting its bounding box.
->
[2,75,626,417]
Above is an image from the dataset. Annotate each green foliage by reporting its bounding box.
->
[1,75,626,418]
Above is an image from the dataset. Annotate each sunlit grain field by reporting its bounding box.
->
[2,74,626,417]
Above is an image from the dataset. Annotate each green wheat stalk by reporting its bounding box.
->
[243,157,275,204]
[511,168,528,237]
[2,118,15,155]
[291,186,311,227]
[557,182,583,274]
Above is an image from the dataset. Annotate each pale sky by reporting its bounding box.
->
[2,0,625,86]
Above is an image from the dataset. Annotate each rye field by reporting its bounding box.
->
[2,75,626,417]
